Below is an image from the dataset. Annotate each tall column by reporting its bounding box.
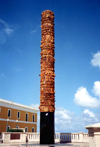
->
[39,10,55,144]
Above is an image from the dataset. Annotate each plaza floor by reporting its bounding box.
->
[0,142,89,147]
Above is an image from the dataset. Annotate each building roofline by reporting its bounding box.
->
[85,123,100,129]
[0,98,38,113]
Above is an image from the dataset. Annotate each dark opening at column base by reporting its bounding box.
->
[40,112,55,144]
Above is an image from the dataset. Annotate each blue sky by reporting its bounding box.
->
[0,0,100,133]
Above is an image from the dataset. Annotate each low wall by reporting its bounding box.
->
[94,132,100,147]
[86,125,100,147]
[55,132,89,143]
[27,133,39,142]
[2,132,89,143]
[2,132,26,143]
[26,132,89,143]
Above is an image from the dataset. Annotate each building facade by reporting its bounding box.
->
[0,98,38,133]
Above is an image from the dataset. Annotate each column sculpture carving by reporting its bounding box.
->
[39,10,55,144]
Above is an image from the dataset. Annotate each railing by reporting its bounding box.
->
[1,132,88,143]
[26,132,89,143]
[27,133,39,142]
[59,133,89,142]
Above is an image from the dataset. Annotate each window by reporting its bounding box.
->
[32,127,34,132]
[6,126,10,131]
[17,111,20,119]
[26,113,28,121]
[8,109,11,117]
[33,114,35,122]
[25,127,28,132]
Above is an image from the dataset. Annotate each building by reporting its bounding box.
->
[86,123,100,147]
[0,98,38,133]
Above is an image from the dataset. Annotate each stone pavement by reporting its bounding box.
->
[0,142,89,147]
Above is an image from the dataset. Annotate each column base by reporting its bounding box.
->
[40,112,55,144]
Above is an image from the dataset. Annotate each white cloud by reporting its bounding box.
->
[0,19,8,28]
[93,81,100,98]
[91,51,100,68]
[29,104,100,133]
[55,107,85,133]
[55,107,72,128]
[31,29,37,34]
[0,18,14,44]
[30,103,39,109]
[4,28,13,35]
[83,109,98,123]
[0,31,6,44]
[55,107,100,132]
[74,86,100,108]
[84,109,95,118]
[30,25,40,34]
[55,107,72,132]
[56,107,71,121]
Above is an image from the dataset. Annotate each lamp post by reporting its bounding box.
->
[7,118,9,131]
[16,119,18,128]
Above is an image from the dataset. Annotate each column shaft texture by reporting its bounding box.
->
[40,10,55,113]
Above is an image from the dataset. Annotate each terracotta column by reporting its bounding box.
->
[39,10,55,144]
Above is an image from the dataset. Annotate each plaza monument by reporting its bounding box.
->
[39,10,55,144]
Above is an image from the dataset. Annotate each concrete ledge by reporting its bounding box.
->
[2,132,26,143]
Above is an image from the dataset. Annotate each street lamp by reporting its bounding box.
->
[16,119,18,128]
[7,118,9,131]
